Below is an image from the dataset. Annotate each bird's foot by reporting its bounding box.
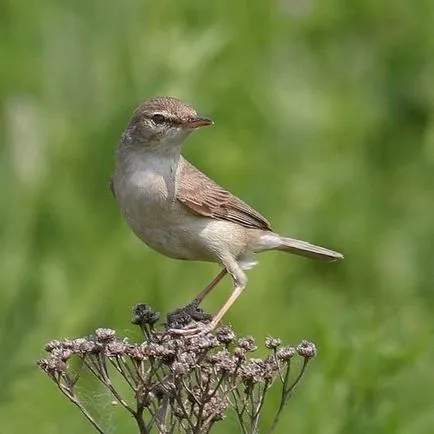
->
[167,321,215,337]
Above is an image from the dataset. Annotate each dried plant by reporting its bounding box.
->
[37,304,316,434]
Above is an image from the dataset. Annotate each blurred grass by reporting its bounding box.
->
[1,0,434,432]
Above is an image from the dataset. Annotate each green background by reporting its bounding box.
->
[1,0,434,433]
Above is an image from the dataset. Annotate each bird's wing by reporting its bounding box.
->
[177,159,272,231]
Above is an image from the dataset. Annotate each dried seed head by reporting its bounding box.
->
[167,301,213,330]
[44,340,62,352]
[105,340,128,357]
[71,338,98,355]
[147,343,176,363]
[218,358,237,374]
[296,340,317,359]
[238,336,257,352]
[265,336,282,350]
[51,348,74,361]
[95,328,116,343]
[131,303,160,326]
[126,344,147,361]
[216,325,236,345]
[239,358,273,384]
[212,351,237,374]
[37,357,67,374]
[166,308,192,329]
[276,346,296,361]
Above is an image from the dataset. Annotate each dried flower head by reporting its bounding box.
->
[44,340,63,352]
[276,346,297,361]
[297,340,317,359]
[265,336,282,349]
[95,328,116,343]
[238,336,257,352]
[166,301,213,330]
[71,338,97,355]
[215,325,236,345]
[37,303,316,434]
[131,303,160,326]
[37,357,67,375]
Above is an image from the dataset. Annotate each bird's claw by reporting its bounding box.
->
[167,322,214,337]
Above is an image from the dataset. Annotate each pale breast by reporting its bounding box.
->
[114,162,202,259]
[113,155,251,263]
[116,168,174,235]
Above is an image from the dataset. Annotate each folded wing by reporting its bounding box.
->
[177,158,272,231]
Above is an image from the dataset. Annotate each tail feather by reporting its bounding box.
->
[278,236,344,262]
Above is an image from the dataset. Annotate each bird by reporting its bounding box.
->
[111,96,343,334]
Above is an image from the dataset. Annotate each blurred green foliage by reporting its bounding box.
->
[1,0,434,433]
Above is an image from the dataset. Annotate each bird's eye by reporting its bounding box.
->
[152,114,166,124]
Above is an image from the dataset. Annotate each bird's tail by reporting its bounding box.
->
[256,232,344,262]
[277,236,343,262]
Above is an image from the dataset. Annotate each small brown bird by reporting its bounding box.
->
[111,97,343,334]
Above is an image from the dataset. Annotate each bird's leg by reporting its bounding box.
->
[168,259,247,336]
[166,268,227,331]
[193,268,227,305]
[203,282,246,333]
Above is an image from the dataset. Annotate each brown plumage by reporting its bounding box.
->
[131,97,200,126]
[177,159,272,231]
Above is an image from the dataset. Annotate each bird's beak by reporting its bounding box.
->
[187,116,214,129]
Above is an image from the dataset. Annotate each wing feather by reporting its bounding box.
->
[177,159,272,231]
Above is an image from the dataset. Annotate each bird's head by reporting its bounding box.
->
[123,97,213,151]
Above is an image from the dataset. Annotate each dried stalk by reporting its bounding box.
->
[37,304,316,433]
